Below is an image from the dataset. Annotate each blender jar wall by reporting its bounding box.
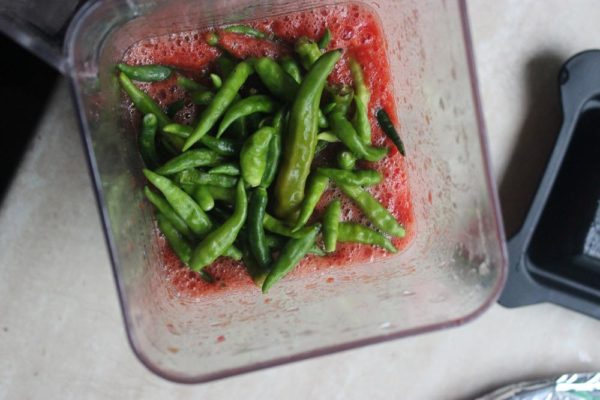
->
[65,0,506,382]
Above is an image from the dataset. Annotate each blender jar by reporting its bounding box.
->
[3,0,507,382]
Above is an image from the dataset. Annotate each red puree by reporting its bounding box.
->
[123,4,414,297]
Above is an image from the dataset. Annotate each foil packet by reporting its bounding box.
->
[477,373,600,400]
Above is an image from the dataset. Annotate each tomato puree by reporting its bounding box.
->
[123,3,414,297]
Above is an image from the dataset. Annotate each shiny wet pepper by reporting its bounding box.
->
[190,179,247,271]
[273,49,342,219]
[240,126,275,187]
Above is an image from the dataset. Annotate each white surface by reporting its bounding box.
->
[1,1,600,399]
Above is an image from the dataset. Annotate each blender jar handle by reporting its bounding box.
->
[0,0,85,73]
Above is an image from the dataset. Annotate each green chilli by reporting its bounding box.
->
[338,183,405,238]
[376,108,406,156]
[139,113,160,169]
[143,169,212,236]
[350,59,372,145]
[193,186,215,211]
[253,57,300,102]
[318,28,332,50]
[118,63,172,82]
[338,222,397,253]
[280,57,302,84]
[323,199,341,252]
[218,95,277,137]
[183,61,254,150]
[163,123,239,156]
[118,73,170,129]
[209,163,240,176]
[273,50,342,219]
[189,180,247,271]
[240,126,275,187]
[293,173,329,231]
[317,168,382,186]
[262,225,320,293]
[224,25,268,39]
[337,151,357,170]
[328,111,388,162]
[177,169,238,188]
[155,149,224,175]
[144,186,195,241]
[295,37,322,70]
[247,187,271,268]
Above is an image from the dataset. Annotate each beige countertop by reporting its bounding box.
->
[1,1,599,399]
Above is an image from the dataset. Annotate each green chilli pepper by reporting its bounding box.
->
[338,222,397,253]
[329,84,354,116]
[263,213,312,239]
[163,123,239,157]
[318,110,329,129]
[248,187,271,268]
[295,37,322,70]
[144,187,194,241]
[322,102,337,115]
[240,126,275,187]
[176,75,205,91]
[376,108,406,156]
[338,183,405,237]
[155,212,192,263]
[191,90,214,106]
[155,149,224,175]
[260,109,285,188]
[328,111,388,162]
[293,173,329,231]
[317,167,382,186]
[349,59,372,145]
[224,24,268,39]
[206,31,219,46]
[218,95,277,137]
[206,185,235,203]
[273,50,342,219]
[323,199,341,252]
[118,73,170,129]
[209,163,240,176]
[163,123,193,139]
[193,186,215,211]
[223,246,243,261]
[264,233,323,256]
[143,169,212,236]
[183,61,254,150]
[155,212,214,282]
[280,56,302,84]
[240,237,267,286]
[189,179,247,271]
[139,113,160,169]
[262,225,320,293]
[200,135,240,157]
[316,131,339,143]
[253,57,299,102]
[210,73,222,89]
[117,63,172,82]
[337,151,357,170]
[318,28,332,50]
[177,169,238,188]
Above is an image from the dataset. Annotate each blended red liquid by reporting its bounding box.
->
[123,3,414,297]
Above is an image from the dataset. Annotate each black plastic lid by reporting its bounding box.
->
[499,50,600,319]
